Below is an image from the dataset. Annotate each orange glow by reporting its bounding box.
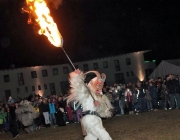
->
[23,0,63,47]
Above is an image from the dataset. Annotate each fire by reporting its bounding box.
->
[23,0,63,47]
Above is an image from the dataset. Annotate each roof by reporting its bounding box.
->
[148,59,180,79]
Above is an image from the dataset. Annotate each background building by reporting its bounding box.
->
[0,50,156,102]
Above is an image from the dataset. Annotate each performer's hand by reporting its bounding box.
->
[74,69,81,74]
[94,100,100,107]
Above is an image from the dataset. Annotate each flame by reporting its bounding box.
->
[23,0,63,47]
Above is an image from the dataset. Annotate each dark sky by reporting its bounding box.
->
[0,0,180,69]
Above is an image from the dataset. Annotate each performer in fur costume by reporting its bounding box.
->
[68,69,113,140]
[16,100,38,133]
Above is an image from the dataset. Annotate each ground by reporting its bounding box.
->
[1,109,180,140]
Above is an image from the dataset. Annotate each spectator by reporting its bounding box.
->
[161,85,170,110]
[125,88,133,114]
[9,104,19,138]
[7,96,14,105]
[132,92,139,113]
[136,81,146,112]
[66,103,73,123]
[120,84,126,114]
[48,98,56,126]
[165,74,180,109]
[145,89,153,111]
[42,98,50,127]
[74,102,82,123]
[149,82,158,111]
[118,85,124,115]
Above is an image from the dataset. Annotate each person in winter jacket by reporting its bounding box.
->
[145,89,153,111]
[161,85,170,110]
[165,74,180,109]
[41,98,50,127]
[149,82,158,111]
[125,88,133,114]
[48,98,56,125]
[136,81,146,112]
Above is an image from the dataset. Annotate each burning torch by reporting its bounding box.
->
[22,0,95,101]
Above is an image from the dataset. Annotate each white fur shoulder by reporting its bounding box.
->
[68,70,90,104]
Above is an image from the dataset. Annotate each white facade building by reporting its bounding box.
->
[0,50,156,102]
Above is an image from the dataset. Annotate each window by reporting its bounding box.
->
[42,69,48,77]
[31,71,37,78]
[103,61,108,68]
[114,60,120,71]
[49,83,56,95]
[5,90,11,102]
[4,75,10,83]
[38,85,41,90]
[63,67,69,74]
[126,58,131,65]
[32,86,35,91]
[126,72,129,77]
[25,87,28,93]
[44,84,47,90]
[131,71,134,76]
[83,64,89,71]
[60,81,70,94]
[53,68,58,75]
[17,73,24,86]
[114,73,124,84]
[17,88,20,94]
[93,63,99,70]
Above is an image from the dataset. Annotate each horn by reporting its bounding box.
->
[101,73,106,81]
[84,71,101,79]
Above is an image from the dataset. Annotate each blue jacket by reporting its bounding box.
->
[49,103,56,114]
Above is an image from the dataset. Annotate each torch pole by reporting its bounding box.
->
[61,47,95,101]
[61,47,76,70]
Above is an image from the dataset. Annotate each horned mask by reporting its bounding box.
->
[84,71,106,95]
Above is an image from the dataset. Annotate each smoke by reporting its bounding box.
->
[45,0,63,9]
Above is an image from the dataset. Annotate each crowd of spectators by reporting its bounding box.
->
[0,74,180,138]
[105,74,180,116]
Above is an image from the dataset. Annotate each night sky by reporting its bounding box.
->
[0,0,180,70]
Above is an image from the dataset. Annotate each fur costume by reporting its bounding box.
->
[16,100,38,133]
[68,69,113,140]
